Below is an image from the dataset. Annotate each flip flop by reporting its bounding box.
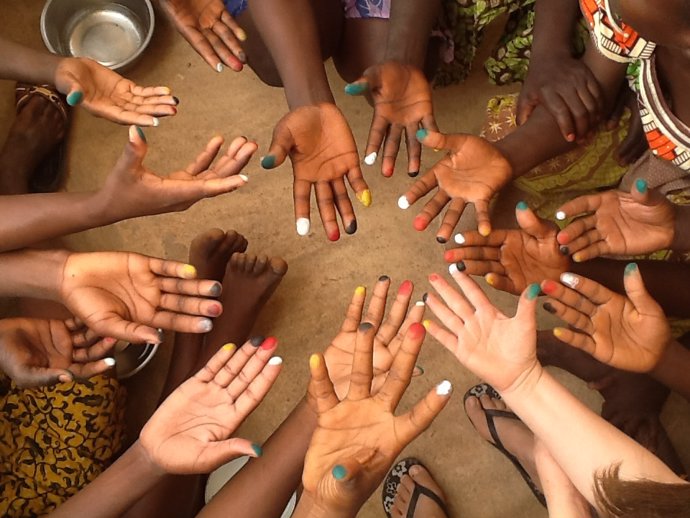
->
[464,383,546,507]
[382,457,449,518]
[14,83,70,193]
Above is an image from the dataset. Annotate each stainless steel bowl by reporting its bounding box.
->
[41,0,155,71]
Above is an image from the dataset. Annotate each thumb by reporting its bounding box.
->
[261,123,294,170]
[110,126,148,179]
[64,82,84,107]
[193,438,263,474]
[623,263,664,316]
[515,201,551,239]
[15,367,73,389]
[344,76,371,96]
[323,450,375,501]
[630,178,666,208]
[516,283,540,329]
[416,129,450,150]
[516,92,536,126]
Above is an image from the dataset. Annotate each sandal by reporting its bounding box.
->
[14,83,70,193]
[464,383,546,507]
[382,458,449,518]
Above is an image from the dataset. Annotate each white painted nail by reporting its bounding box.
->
[199,319,213,332]
[398,195,410,210]
[239,174,249,182]
[128,125,137,142]
[152,117,160,127]
[296,218,310,236]
[454,233,466,245]
[449,263,459,275]
[268,356,283,366]
[364,152,377,166]
[415,300,425,307]
[104,357,116,367]
[560,272,579,289]
[216,63,224,73]
[555,210,566,221]
[436,379,452,396]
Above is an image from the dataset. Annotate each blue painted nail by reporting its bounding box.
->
[209,282,222,297]
[516,201,529,211]
[66,91,83,106]
[526,283,541,300]
[261,155,276,169]
[251,443,263,457]
[416,128,429,141]
[136,126,146,143]
[624,262,638,276]
[344,82,368,95]
[332,464,347,480]
[635,178,648,194]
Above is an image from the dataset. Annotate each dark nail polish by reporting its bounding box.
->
[456,261,466,272]
[436,236,447,244]
[209,282,222,297]
[422,292,428,303]
[408,170,419,178]
[136,126,147,143]
[559,245,570,256]
[172,96,180,105]
[249,336,265,347]
[345,220,357,235]
[378,275,390,282]
[358,322,374,332]
[261,155,276,169]
[543,302,557,314]
[238,51,247,63]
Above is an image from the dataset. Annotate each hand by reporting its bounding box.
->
[424,269,542,393]
[98,127,256,220]
[0,317,117,388]
[160,0,246,72]
[323,277,425,399]
[261,103,370,241]
[517,54,604,142]
[59,251,225,344]
[541,264,671,372]
[556,180,675,261]
[399,130,512,241]
[140,339,282,474]
[345,61,437,178]
[444,203,570,295]
[302,323,450,516]
[54,58,177,126]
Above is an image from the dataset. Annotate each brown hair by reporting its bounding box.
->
[594,464,690,518]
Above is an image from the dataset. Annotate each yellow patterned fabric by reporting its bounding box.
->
[0,375,126,517]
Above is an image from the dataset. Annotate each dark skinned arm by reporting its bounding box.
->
[383,0,442,66]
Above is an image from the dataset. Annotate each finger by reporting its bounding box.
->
[405,122,423,176]
[542,297,595,335]
[540,279,597,315]
[556,194,603,223]
[387,301,426,357]
[346,166,370,206]
[474,199,492,238]
[149,312,214,335]
[447,258,505,278]
[540,89,576,142]
[315,182,341,242]
[447,229,508,252]
[262,123,294,170]
[516,90,537,126]
[341,285,367,333]
[422,318,458,352]
[209,340,258,388]
[331,178,357,235]
[71,337,118,362]
[576,82,601,129]
[307,352,339,412]
[552,326,597,356]
[364,277,393,328]
[381,125,403,178]
[376,279,413,345]
[363,113,388,164]
[568,230,605,262]
[211,21,246,64]
[515,202,551,239]
[201,28,243,71]
[556,215,598,246]
[13,367,74,388]
[424,291,465,337]
[185,136,224,175]
[416,129,451,151]
[158,278,223,298]
[623,263,667,317]
[70,358,119,380]
[293,179,312,236]
[220,11,248,42]
[422,114,439,133]
[559,272,614,306]
[428,272,476,322]
[195,437,261,473]
[585,73,606,119]
[174,23,225,71]
[233,354,283,417]
[413,191,450,232]
[149,257,199,279]
[558,88,592,138]
[436,199,466,243]
[400,170,437,209]
[207,138,258,178]
[376,322,425,408]
[453,271,500,313]
[227,338,279,398]
[324,449,377,501]
[159,294,223,318]
[484,272,518,294]
[346,323,376,401]
[441,246,501,262]
[86,315,161,345]
[344,77,370,97]
[396,379,453,443]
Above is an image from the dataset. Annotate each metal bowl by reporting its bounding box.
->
[41,0,155,71]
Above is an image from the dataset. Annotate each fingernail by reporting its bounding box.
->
[66,91,83,106]
[526,283,541,300]
[332,464,347,480]
[566,133,575,142]
[364,152,377,166]
[572,253,583,263]
[624,262,638,276]
[358,322,374,332]
[251,443,263,456]
[422,319,431,330]
[209,282,222,297]
[383,166,394,177]
[436,379,452,396]
[327,228,340,242]
[198,319,213,332]
[182,264,197,278]
[454,233,466,245]
[422,292,428,303]
[239,174,249,182]
[555,210,566,221]
[104,357,116,367]
[309,353,320,369]
[428,273,440,282]
[543,302,556,314]
[398,280,413,295]
[356,189,372,207]
[449,261,466,275]
[398,195,410,210]
[344,82,368,95]
[561,272,579,289]
[486,274,497,286]
[516,201,529,211]
[553,327,565,338]
[345,220,357,235]
[238,51,247,63]
[236,28,247,41]
[478,225,491,237]
[559,245,570,256]
[635,178,648,194]
[355,285,366,296]
[152,117,160,127]
[208,303,222,316]
[296,218,310,236]
[222,343,236,351]
[268,356,283,365]
[408,170,419,178]
[136,125,147,143]
[436,236,447,244]
[413,215,427,231]
[249,336,265,347]
[261,337,278,350]
[58,373,73,383]
[172,96,180,105]
[378,275,390,282]
[541,279,558,294]
[416,128,429,141]
[216,63,224,73]
[415,300,425,306]
[260,155,276,169]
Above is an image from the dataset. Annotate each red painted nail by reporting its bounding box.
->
[383,167,394,177]
[260,337,278,350]
[428,273,440,282]
[208,303,222,317]
[556,232,570,245]
[542,280,558,294]
[443,250,455,262]
[328,228,340,242]
[398,280,413,295]
[408,322,426,338]
[413,215,428,231]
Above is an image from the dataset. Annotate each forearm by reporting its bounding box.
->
[652,340,690,401]
[292,490,352,518]
[0,36,61,84]
[530,0,581,60]
[248,0,333,108]
[0,248,68,300]
[671,205,690,251]
[383,0,441,67]
[48,441,165,518]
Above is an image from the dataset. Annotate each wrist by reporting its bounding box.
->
[498,361,546,401]
[129,439,167,478]
[293,490,354,518]
[28,248,71,302]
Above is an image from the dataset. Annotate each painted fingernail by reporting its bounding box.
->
[516,201,529,211]
[555,210,566,221]
[58,373,73,383]
[344,82,368,95]
[436,379,453,396]
[382,166,394,177]
[208,303,222,316]
[416,128,429,141]
[136,125,147,143]
[261,337,278,350]
[449,261,466,275]
[415,300,425,306]
[268,356,283,366]
[239,174,249,182]
[236,28,248,41]
[408,170,419,178]
[572,253,583,263]
[399,280,413,295]
[408,322,426,338]
[345,220,357,235]
[566,133,575,142]
[260,155,276,169]
[209,282,222,297]
[152,117,160,127]
[454,233,466,245]
[635,178,648,194]
[559,245,570,256]
[436,236,447,244]
[309,353,320,369]
[553,327,565,338]
[364,152,377,166]
[327,228,340,242]
[296,218,310,236]
[378,275,390,282]
[526,283,541,300]
[422,319,431,330]
[237,51,247,63]
[172,96,180,105]
[216,63,224,73]
[358,322,374,332]
[561,272,579,289]
[543,302,556,314]
[356,189,372,207]
[104,357,116,367]
[422,292,429,303]
[355,286,366,296]
[478,224,491,237]
[398,195,410,210]
[332,465,347,480]
[66,91,83,106]
[486,274,497,286]
[413,215,427,231]
[541,279,558,294]
[428,273,440,282]
[251,443,263,457]
[223,343,236,351]
[624,262,638,276]
[249,336,265,347]
[182,264,197,278]
[198,319,213,332]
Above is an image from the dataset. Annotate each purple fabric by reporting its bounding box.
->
[223,0,248,17]
[223,0,391,19]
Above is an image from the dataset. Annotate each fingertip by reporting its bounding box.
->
[635,178,648,194]
[344,82,368,96]
[525,283,541,301]
[260,155,276,169]
[332,464,347,480]
[478,223,491,237]
[66,90,83,106]
[416,128,429,141]
[624,262,638,277]
[556,231,570,245]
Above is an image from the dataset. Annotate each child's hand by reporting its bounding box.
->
[444,203,569,295]
[424,269,542,394]
[0,317,117,388]
[54,58,178,126]
[345,61,437,178]
[160,0,246,72]
[140,339,282,474]
[261,103,370,241]
[542,265,671,373]
[321,277,424,400]
[399,131,512,240]
[301,323,450,517]
[59,251,224,344]
[98,127,256,221]
[556,180,675,262]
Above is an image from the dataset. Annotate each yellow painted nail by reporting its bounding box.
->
[434,148,440,152]
[553,328,564,338]
[479,226,491,237]
[161,86,171,95]
[572,253,582,263]
[182,264,197,278]
[309,353,320,369]
[486,274,496,286]
[422,319,431,330]
[356,189,372,207]
[236,28,248,41]
[355,286,366,296]
[223,343,236,351]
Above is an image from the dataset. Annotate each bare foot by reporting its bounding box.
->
[391,464,449,518]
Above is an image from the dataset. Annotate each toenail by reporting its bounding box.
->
[408,465,421,476]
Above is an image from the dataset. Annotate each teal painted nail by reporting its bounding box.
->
[526,283,541,300]
[624,262,638,276]
[344,82,368,95]
[416,128,429,141]
[516,201,529,211]
[251,443,263,457]
[635,178,648,194]
[332,464,347,480]
[261,155,276,169]
[136,126,146,143]
[66,91,83,106]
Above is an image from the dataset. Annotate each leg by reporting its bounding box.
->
[389,462,449,518]
[333,18,389,83]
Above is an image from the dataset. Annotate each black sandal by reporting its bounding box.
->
[382,458,450,518]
